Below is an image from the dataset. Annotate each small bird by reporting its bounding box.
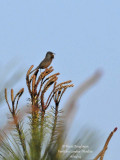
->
[30,51,55,74]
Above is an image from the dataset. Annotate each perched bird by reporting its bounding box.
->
[30,51,55,73]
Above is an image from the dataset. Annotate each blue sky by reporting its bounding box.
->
[0,0,120,159]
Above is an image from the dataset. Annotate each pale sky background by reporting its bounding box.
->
[0,0,120,159]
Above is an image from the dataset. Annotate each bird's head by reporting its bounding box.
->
[46,51,55,59]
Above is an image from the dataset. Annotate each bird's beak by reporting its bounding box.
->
[52,53,55,58]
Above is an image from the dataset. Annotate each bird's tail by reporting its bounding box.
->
[30,67,39,74]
